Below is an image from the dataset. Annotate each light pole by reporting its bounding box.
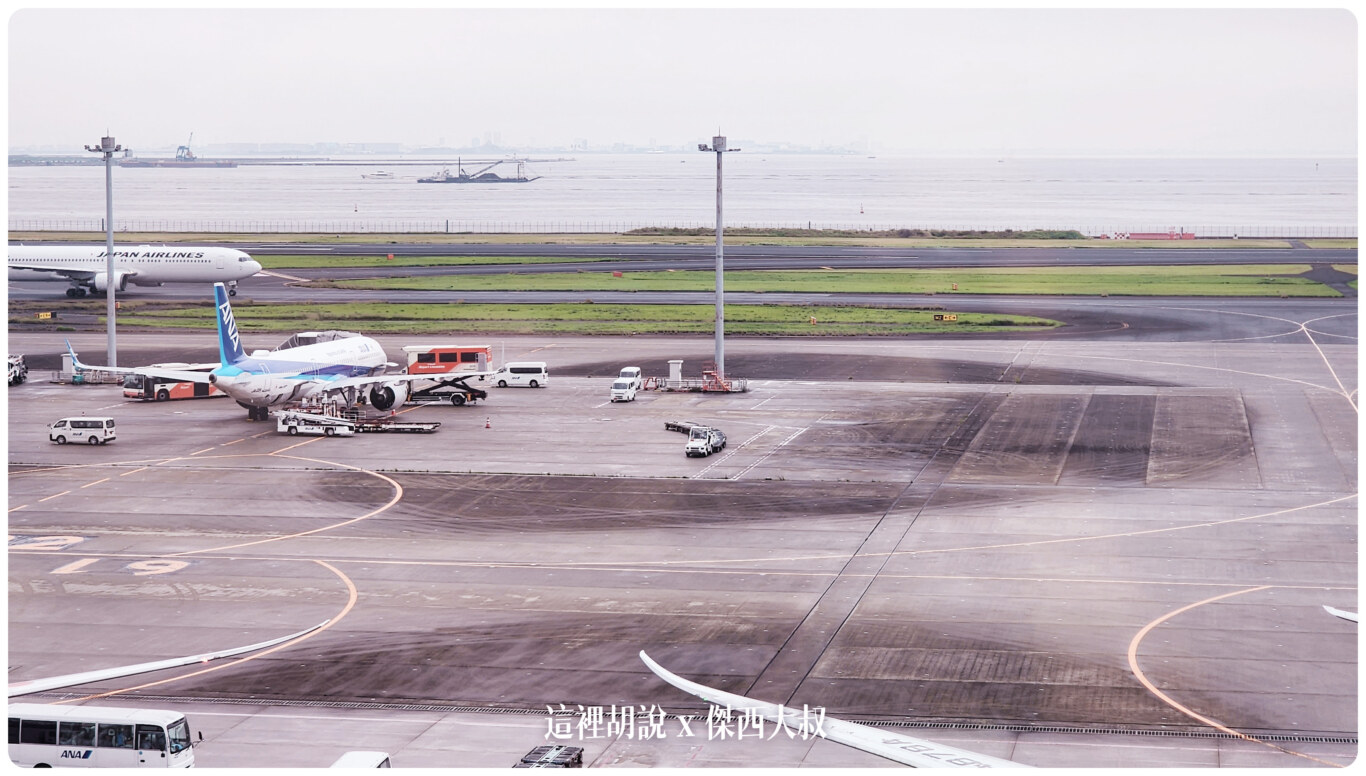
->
[84,135,121,367]
[698,135,739,379]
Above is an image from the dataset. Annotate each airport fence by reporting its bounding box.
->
[6,218,1358,239]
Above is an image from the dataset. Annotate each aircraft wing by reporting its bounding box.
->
[65,340,214,383]
[640,651,1028,769]
[9,620,328,697]
[9,263,98,280]
[318,369,499,394]
[1323,605,1358,622]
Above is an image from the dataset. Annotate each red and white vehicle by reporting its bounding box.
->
[402,344,494,375]
[122,363,223,401]
[400,344,496,406]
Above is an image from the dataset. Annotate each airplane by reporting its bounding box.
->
[639,651,1029,768]
[9,244,262,298]
[9,620,327,698]
[67,282,496,420]
[1323,605,1358,623]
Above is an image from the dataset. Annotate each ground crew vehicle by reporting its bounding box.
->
[402,344,493,375]
[122,363,223,401]
[8,702,195,767]
[685,426,726,457]
[49,417,117,445]
[610,379,637,402]
[617,366,642,390]
[9,354,28,385]
[495,362,548,388]
[277,410,356,437]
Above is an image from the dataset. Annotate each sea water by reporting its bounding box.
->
[6,154,1356,236]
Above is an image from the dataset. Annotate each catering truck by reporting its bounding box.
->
[400,344,494,406]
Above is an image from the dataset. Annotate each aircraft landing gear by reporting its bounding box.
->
[245,405,271,421]
[228,281,238,297]
[65,287,88,298]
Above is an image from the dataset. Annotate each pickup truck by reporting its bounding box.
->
[685,426,727,457]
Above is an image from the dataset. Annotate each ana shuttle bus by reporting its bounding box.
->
[8,702,195,768]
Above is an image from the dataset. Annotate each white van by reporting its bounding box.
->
[610,379,637,402]
[618,366,643,390]
[496,362,548,388]
[49,416,116,445]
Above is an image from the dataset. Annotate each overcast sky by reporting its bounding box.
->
[7,7,1358,155]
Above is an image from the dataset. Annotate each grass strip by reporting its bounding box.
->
[86,302,1061,336]
[312,265,1339,297]
[257,254,612,269]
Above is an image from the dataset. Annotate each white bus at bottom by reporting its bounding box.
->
[8,703,195,768]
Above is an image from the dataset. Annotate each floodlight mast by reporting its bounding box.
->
[697,135,739,379]
[84,135,122,367]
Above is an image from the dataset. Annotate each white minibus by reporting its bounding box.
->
[495,362,548,388]
[8,702,195,767]
[49,417,117,445]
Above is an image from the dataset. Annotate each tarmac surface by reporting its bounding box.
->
[7,330,1358,768]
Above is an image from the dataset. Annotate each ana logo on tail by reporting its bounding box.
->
[214,283,245,364]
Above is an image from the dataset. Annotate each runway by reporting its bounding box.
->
[7,322,1357,767]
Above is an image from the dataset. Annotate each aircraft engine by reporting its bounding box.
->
[91,272,130,292]
[368,381,409,410]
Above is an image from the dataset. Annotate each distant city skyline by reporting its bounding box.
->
[8,8,1357,158]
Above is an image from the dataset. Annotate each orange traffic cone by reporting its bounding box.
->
[485,417,491,429]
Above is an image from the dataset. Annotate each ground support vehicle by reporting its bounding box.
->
[341,409,441,433]
[664,419,704,434]
[617,366,643,390]
[673,422,726,457]
[352,417,441,433]
[9,354,28,385]
[405,375,488,407]
[9,702,195,767]
[610,379,637,402]
[518,745,583,768]
[403,344,493,375]
[495,362,548,388]
[49,416,117,445]
[685,427,726,457]
[122,363,223,401]
[277,410,356,437]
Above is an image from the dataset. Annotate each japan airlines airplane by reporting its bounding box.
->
[68,282,495,420]
[8,244,262,297]
[640,651,1029,768]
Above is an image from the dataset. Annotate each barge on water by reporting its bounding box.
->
[418,158,538,183]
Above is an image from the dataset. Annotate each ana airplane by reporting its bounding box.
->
[68,282,495,420]
[9,621,327,698]
[1323,605,1358,623]
[9,244,262,297]
[639,651,1029,768]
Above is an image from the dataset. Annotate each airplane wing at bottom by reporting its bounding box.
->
[1323,605,1359,623]
[8,620,329,698]
[639,651,1029,768]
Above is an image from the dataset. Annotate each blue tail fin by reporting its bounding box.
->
[63,339,87,370]
[213,282,247,366]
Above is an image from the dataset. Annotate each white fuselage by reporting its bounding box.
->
[8,245,262,287]
[210,336,389,408]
